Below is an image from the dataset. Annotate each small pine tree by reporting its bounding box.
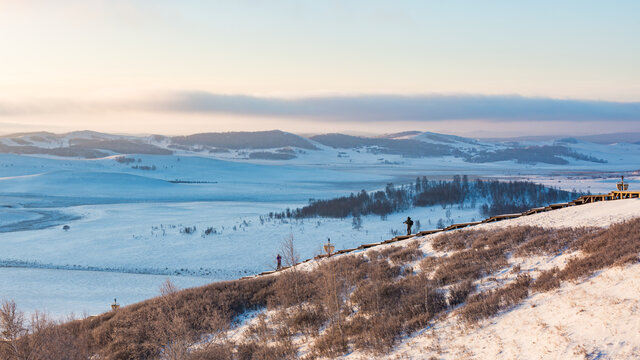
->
[352,215,363,230]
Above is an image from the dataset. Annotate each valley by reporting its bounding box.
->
[0,130,638,317]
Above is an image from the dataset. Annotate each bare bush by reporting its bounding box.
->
[461,273,531,323]
[0,299,27,360]
[284,305,326,337]
[310,325,349,358]
[515,227,597,257]
[387,241,424,263]
[348,315,401,354]
[268,235,322,325]
[189,342,234,360]
[1,301,90,360]
[532,267,560,292]
[553,219,640,284]
[448,280,475,307]
[419,256,438,273]
[160,279,180,297]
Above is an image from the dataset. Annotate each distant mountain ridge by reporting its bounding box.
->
[376,131,422,139]
[0,130,316,159]
[310,133,458,158]
[480,132,640,145]
[0,129,626,165]
[171,130,317,150]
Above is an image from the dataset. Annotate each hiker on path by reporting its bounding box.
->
[276,254,282,270]
[403,217,414,235]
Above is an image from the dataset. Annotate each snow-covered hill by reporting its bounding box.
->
[2,130,640,169]
[2,195,639,359]
[370,199,640,359]
[385,263,640,359]
[223,198,640,360]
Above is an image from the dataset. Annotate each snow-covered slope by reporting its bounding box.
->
[366,198,640,359]
[221,198,640,359]
[477,197,640,229]
[2,130,640,171]
[385,263,640,360]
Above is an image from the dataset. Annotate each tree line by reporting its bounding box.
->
[267,176,584,219]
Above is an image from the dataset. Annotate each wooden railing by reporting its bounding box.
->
[243,190,639,278]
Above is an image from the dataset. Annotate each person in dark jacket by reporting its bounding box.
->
[276,254,282,270]
[403,217,414,235]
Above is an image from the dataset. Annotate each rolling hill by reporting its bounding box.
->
[2,129,636,166]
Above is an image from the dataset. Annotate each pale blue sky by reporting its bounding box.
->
[0,1,639,135]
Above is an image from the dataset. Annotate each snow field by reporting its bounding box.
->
[0,267,210,319]
[0,200,482,317]
[1,150,638,321]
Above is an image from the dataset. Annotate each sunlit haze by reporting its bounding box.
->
[1,1,639,136]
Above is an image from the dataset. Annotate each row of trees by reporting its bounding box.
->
[267,176,584,219]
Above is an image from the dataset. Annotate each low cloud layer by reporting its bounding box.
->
[153,93,640,122]
[1,93,639,123]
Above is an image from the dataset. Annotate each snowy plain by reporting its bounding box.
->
[1,143,639,318]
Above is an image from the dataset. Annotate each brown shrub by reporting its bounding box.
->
[235,341,296,360]
[352,281,401,314]
[471,227,540,249]
[432,246,508,286]
[558,219,640,282]
[419,256,438,273]
[431,230,482,251]
[431,227,550,286]
[461,273,531,323]
[267,270,318,309]
[515,227,597,257]
[283,305,326,336]
[0,304,92,360]
[387,241,424,263]
[310,325,349,358]
[190,343,234,360]
[394,275,447,333]
[253,341,297,360]
[532,267,560,292]
[448,280,475,308]
[348,314,401,354]
[81,276,276,359]
[511,264,521,274]
[447,231,476,251]
[614,252,639,266]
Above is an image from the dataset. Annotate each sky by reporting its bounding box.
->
[1,0,639,137]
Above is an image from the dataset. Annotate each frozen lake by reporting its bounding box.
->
[1,151,636,317]
[0,267,211,318]
[0,200,481,316]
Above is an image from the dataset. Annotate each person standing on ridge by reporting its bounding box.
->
[403,217,414,235]
[276,254,282,270]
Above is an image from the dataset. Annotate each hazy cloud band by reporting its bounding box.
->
[153,93,640,122]
[2,93,640,123]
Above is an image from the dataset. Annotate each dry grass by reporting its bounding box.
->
[8,218,640,359]
[532,218,640,291]
[387,241,424,264]
[514,227,597,257]
[532,266,561,292]
[461,273,531,323]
